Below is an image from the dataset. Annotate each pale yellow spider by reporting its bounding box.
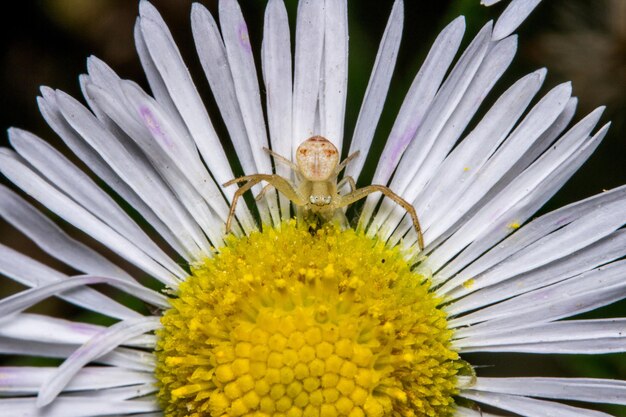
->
[223,136,424,250]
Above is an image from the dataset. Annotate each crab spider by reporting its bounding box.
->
[223,136,424,250]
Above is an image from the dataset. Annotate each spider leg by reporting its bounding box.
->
[223,175,263,233]
[335,184,424,250]
[223,174,307,232]
[263,147,299,171]
[223,175,258,187]
[334,151,360,175]
[255,183,274,201]
[337,175,356,194]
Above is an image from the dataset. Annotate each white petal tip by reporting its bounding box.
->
[6,128,21,142]
[493,0,542,40]
[86,54,100,64]
[479,20,494,37]
[39,85,54,97]
[191,2,205,13]
[391,0,404,14]
[591,105,607,118]
[551,81,572,97]
[447,15,466,34]
[7,127,32,143]
[35,392,55,408]
[138,0,155,15]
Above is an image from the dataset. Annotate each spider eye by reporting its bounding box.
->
[324,196,332,204]
[309,196,317,204]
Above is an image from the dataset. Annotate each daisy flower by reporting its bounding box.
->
[1,0,625,416]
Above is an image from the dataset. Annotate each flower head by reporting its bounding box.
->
[157,223,465,416]
[1,1,625,416]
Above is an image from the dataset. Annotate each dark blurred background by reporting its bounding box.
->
[0,0,624,415]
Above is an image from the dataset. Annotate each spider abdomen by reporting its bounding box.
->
[296,136,340,181]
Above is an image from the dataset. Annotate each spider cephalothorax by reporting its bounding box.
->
[224,136,424,250]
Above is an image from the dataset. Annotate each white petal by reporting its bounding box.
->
[8,128,178,273]
[345,0,403,181]
[387,21,493,193]
[79,74,137,149]
[456,319,626,354]
[433,81,573,244]
[461,390,614,417]
[470,376,626,405]
[449,229,626,315]
[219,0,271,167]
[403,69,546,239]
[463,338,626,354]
[0,338,153,371]
[133,20,182,127]
[380,100,581,253]
[441,184,626,303]
[191,4,254,173]
[359,16,465,227]
[261,0,293,220]
[65,383,156,401]
[444,180,624,298]
[74,81,214,255]
[493,0,542,41]
[0,366,154,394]
[371,16,466,186]
[188,4,261,232]
[0,243,140,321]
[455,406,503,417]
[37,316,161,407]
[423,82,574,267]
[0,149,183,286]
[0,314,154,348]
[499,97,578,184]
[319,0,348,150]
[118,83,223,207]
[0,275,168,318]
[38,86,186,258]
[138,2,235,190]
[0,397,159,417]
[367,22,492,237]
[435,117,610,289]
[0,185,133,281]
[380,34,519,241]
[292,0,325,147]
[54,89,209,264]
[219,0,278,225]
[454,259,626,335]
[110,81,231,245]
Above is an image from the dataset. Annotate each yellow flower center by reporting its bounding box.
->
[156,221,464,417]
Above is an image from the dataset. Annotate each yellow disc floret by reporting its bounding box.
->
[156,222,464,416]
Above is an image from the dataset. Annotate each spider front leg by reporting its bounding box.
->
[334,184,424,250]
[334,151,360,175]
[254,183,274,201]
[263,147,299,171]
[223,174,307,232]
[337,176,356,194]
